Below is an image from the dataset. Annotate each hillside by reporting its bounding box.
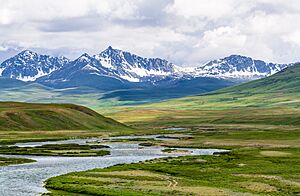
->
[106,64,300,127]
[0,102,128,131]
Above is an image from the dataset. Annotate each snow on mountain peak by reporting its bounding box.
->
[0,50,69,81]
[92,46,177,82]
[191,54,293,79]
[77,53,92,63]
[19,49,35,55]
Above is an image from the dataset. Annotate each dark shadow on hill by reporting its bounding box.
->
[100,77,236,102]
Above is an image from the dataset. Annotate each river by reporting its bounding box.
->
[0,135,226,196]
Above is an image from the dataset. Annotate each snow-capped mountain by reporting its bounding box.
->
[94,46,178,82]
[37,52,135,90]
[0,50,69,81]
[41,53,107,82]
[39,46,179,86]
[0,48,295,85]
[191,55,293,79]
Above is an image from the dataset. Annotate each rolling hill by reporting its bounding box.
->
[0,102,128,131]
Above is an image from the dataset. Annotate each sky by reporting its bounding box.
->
[1,0,300,66]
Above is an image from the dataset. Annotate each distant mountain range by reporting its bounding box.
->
[36,47,182,90]
[0,46,295,83]
[0,46,296,102]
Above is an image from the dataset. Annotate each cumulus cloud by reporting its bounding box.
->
[0,0,300,66]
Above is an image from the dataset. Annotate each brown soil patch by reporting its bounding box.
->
[88,170,166,179]
[260,150,291,157]
[234,174,300,187]
[237,182,277,193]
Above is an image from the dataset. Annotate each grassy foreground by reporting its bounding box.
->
[44,127,300,195]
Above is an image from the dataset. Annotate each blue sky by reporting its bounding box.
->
[1,0,300,66]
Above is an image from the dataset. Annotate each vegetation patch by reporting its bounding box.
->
[0,143,110,157]
[161,148,190,154]
[0,156,35,166]
[109,138,156,143]
[139,142,154,147]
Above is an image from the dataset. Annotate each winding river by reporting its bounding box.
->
[0,135,226,196]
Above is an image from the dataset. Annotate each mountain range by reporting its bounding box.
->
[0,46,296,102]
[0,46,294,83]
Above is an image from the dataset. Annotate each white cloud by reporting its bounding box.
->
[282,31,300,47]
[0,8,14,25]
[0,0,300,65]
[166,0,257,20]
[201,26,246,48]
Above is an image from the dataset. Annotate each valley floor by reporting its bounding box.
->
[1,91,300,195]
[44,124,300,196]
